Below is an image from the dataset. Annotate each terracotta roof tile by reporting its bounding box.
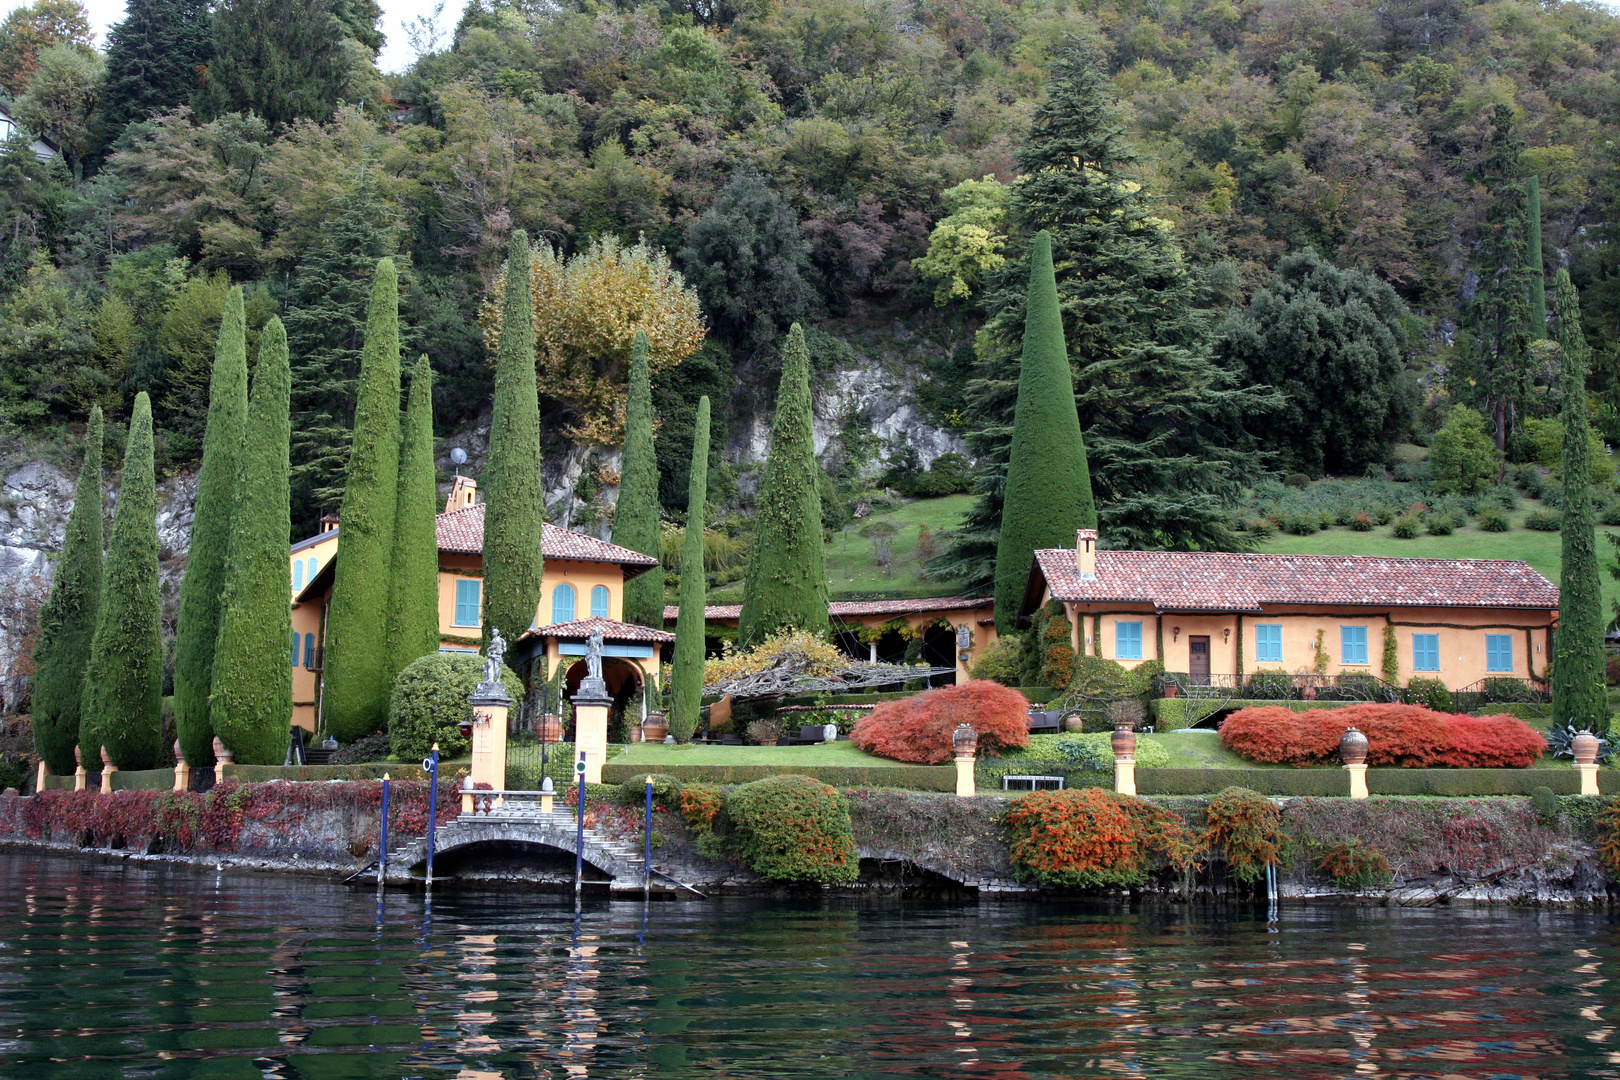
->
[661,596,992,622]
[1034,548,1559,611]
[518,616,675,644]
[435,503,659,574]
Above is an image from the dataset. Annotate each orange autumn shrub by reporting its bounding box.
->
[1219,703,1546,768]
[1003,787,1197,887]
[850,679,1031,764]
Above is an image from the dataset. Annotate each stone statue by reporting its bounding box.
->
[585,629,604,682]
[484,628,505,685]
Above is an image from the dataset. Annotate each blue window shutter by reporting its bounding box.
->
[1256,624,1282,664]
[552,583,576,624]
[291,632,300,667]
[293,560,303,590]
[1486,634,1513,673]
[1115,621,1142,660]
[591,584,610,619]
[1413,634,1439,672]
[454,579,481,626]
[303,633,315,667]
[1342,626,1367,664]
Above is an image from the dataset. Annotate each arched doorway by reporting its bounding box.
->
[563,657,644,742]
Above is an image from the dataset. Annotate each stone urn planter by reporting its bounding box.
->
[642,713,670,744]
[1063,714,1086,732]
[535,713,563,745]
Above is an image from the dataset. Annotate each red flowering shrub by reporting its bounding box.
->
[851,679,1031,764]
[10,780,457,853]
[1003,788,1196,887]
[1219,704,1546,768]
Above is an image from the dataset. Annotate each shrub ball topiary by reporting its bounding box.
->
[725,774,858,882]
[969,635,1023,685]
[1218,703,1546,768]
[387,652,523,761]
[1404,677,1453,713]
[851,679,1031,763]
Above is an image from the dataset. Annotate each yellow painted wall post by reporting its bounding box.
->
[172,739,190,793]
[35,759,47,793]
[1573,731,1601,797]
[572,634,612,785]
[951,723,977,797]
[1112,726,1137,797]
[469,635,514,805]
[955,623,974,684]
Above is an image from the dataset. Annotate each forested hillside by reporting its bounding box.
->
[2,0,1619,581]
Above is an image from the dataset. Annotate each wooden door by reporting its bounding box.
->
[1189,636,1210,684]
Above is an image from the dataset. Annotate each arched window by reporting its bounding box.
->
[307,556,317,581]
[551,583,576,624]
[292,560,304,590]
[303,633,315,668]
[291,632,300,667]
[590,584,610,619]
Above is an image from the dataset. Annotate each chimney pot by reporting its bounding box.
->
[1076,528,1098,580]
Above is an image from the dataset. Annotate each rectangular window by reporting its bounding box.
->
[1115,621,1143,660]
[1341,625,1368,665]
[1486,633,1514,673]
[454,579,481,626]
[1412,633,1440,672]
[1255,624,1283,664]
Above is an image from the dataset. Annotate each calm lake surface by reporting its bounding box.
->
[1,851,1617,1079]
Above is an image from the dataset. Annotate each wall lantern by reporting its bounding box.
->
[1222,627,1231,644]
[1171,626,1181,643]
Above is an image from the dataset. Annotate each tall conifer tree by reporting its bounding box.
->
[210,317,293,764]
[1527,175,1547,340]
[993,231,1096,633]
[482,231,545,652]
[80,393,163,770]
[386,356,442,678]
[322,258,402,742]
[1550,270,1607,733]
[612,329,662,627]
[738,324,829,646]
[172,285,247,767]
[30,407,102,775]
[96,0,212,141]
[669,395,710,742]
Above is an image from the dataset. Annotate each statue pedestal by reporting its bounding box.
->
[35,760,47,793]
[1575,762,1600,797]
[1114,758,1137,797]
[953,753,975,797]
[467,689,512,808]
[1345,763,1368,799]
[73,765,86,792]
[573,678,612,785]
[173,761,190,793]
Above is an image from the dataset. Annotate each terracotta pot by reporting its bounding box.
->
[1111,725,1137,761]
[73,744,82,767]
[212,736,234,764]
[628,723,644,744]
[1573,730,1601,766]
[642,714,670,743]
[100,745,114,769]
[535,714,563,745]
[1063,715,1086,733]
[172,739,185,766]
[1339,726,1369,766]
[1163,684,1179,699]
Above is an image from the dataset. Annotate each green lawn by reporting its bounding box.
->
[614,740,899,767]
[1257,499,1618,616]
[821,494,976,597]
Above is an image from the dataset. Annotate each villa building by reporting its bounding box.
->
[288,477,669,732]
[1022,529,1560,692]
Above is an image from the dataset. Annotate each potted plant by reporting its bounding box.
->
[642,712,670,743]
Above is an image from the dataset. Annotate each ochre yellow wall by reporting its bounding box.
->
[436,557,630,645]
[1049,593,1555,688]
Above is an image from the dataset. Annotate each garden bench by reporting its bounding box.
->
[1002,775,1065,791]
[1026,710,1062,734]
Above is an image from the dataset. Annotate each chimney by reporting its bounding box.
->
[446,475,478,513]
[1077,529,1097,580]
[319,513,339,534]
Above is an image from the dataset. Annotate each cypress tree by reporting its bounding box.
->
[171,285,247,767]
[1550,270,1607,734]
[209,317,292,765]
[80,393,163,770]
[737,324,829,646]
[386,356,442,679]
[1527,175,1547,340]
[612,329,662,627]
[322,258,402,743]
[482,231,545,652]
[669,395,710,742]
[993,231,1096,634]
[30,407,103,775]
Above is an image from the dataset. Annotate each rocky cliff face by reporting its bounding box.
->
[0,461,196,712]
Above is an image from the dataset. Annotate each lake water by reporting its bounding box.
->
[1,851,1617,1079]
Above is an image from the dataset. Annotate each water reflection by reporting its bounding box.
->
[0,852,1615,1079]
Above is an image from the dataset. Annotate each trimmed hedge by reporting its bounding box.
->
[1136,767,1620,797]
[778,686,1061,708]
[600,761,956,791]
[226,762,414,783]
[975,762,1110,790]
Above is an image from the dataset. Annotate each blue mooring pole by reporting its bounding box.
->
[378,773,391,887]
[644,775,654,899]
[425,745,440,890]
[574,752,587,903]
